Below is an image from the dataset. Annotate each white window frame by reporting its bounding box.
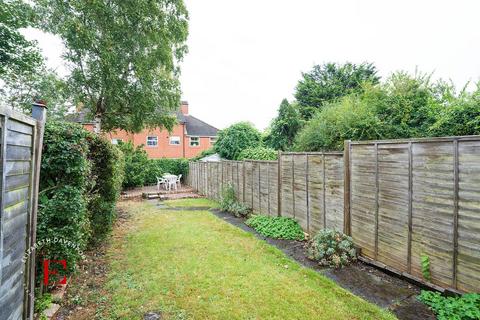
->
[146,136,158,147]
[111,138,123,145]
[189,136,200,147]
[209,137,217,145]
[169,136,181,145]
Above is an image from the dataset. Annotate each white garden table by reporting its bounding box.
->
[163,174,178,191]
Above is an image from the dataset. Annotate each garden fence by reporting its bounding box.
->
[187,135,480,294]
[0,104,46,320]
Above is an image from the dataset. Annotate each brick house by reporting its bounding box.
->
[73,101,218,159]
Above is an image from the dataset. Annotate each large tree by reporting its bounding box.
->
[214,122,262,160]
[0,0,42,77]
[264,99,304,151]
[295,62,380,119]
[35,0,189,132]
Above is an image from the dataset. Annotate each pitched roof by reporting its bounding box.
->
[67,109,218,137]
[182,114,218,137]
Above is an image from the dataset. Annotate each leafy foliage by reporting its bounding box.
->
[238,146,278,161]
[117,142,149,188]
[295,62,380,119]
[191,147,216,161]
[307,229,356,268]
[34,292,52,314]
[38,121,91,272]
[214,122,262,160]
[35,0,189,132]
[38,121,125,274]
[220,185,251,217]
[421,255,431,281]
[245,215,304,240]
[264,99,304,151]
[294,72,480,151]
[86,134,125,243]
[0,0,42,77]
[418,291,480,320]
[294,90,383,151]
[117,141,188,187]
[144,158,189,185]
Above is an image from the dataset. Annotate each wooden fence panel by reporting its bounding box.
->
[376,143,409,273]
[0,106,45,320]
[280,155,294,218]
[244,162,253,209]
[187,137,480,293]
[258,163,269,214]
[411,141,455,288]
[268,162,278,216]
[307,155,325,233]
[293,155,308,230]
[350,144,377,258]
[457,140,480,292]
[324,155,344,231]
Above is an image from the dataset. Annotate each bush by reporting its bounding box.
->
[38,121,91,273]
[307,229,356,268]
[214,122,262,160]
[418,291,480,320]
[294,92,383,151]
[220,185,251,217]
[245,215,304,240]
[117,141,149,188]
[144,158,189,185]
[191,147,216,161]
[86,134,125,243]
[237,146,278,161]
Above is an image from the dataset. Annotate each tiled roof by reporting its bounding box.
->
[68,109,218,137]
[182,114,218,137]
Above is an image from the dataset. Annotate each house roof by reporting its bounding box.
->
[67,110,218,137]
[182,114,218,137]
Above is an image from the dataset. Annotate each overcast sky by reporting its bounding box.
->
[24,0,480,130]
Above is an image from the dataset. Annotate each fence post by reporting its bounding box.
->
[343,140,351,236]
[374,143,379,260]
[277,151,282,217]
[26,101,47,320]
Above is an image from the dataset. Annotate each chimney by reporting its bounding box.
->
[180,101,189,115]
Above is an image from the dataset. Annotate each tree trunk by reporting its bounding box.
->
[93,97,104,134]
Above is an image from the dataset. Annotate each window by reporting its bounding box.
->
[169,136,180,145]
[210,137,217,145]
[146,136,158,147]
[111,138,123,145]
[189,136,200,147]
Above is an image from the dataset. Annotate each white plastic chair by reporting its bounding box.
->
[176,174,182,189]
[166,175,177,191]
[156,176,167,191]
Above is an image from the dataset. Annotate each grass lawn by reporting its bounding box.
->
[162,197,219,208]
[102,199,395,320]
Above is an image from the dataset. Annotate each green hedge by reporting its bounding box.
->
[118,141,189,188]
[237,146,278,161]
[87,134,125,243]
[38,121,124,274]
[144,158,189,185]
[38,121,91,273]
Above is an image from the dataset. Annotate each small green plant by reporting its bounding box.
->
[245,215,304,240]
[34,292,52,314]
[220,185,251,217]
[421,254,431,281]
[307,229,356,268]
[418,291,480,320]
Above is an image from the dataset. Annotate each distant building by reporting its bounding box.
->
[70,101,218,159]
